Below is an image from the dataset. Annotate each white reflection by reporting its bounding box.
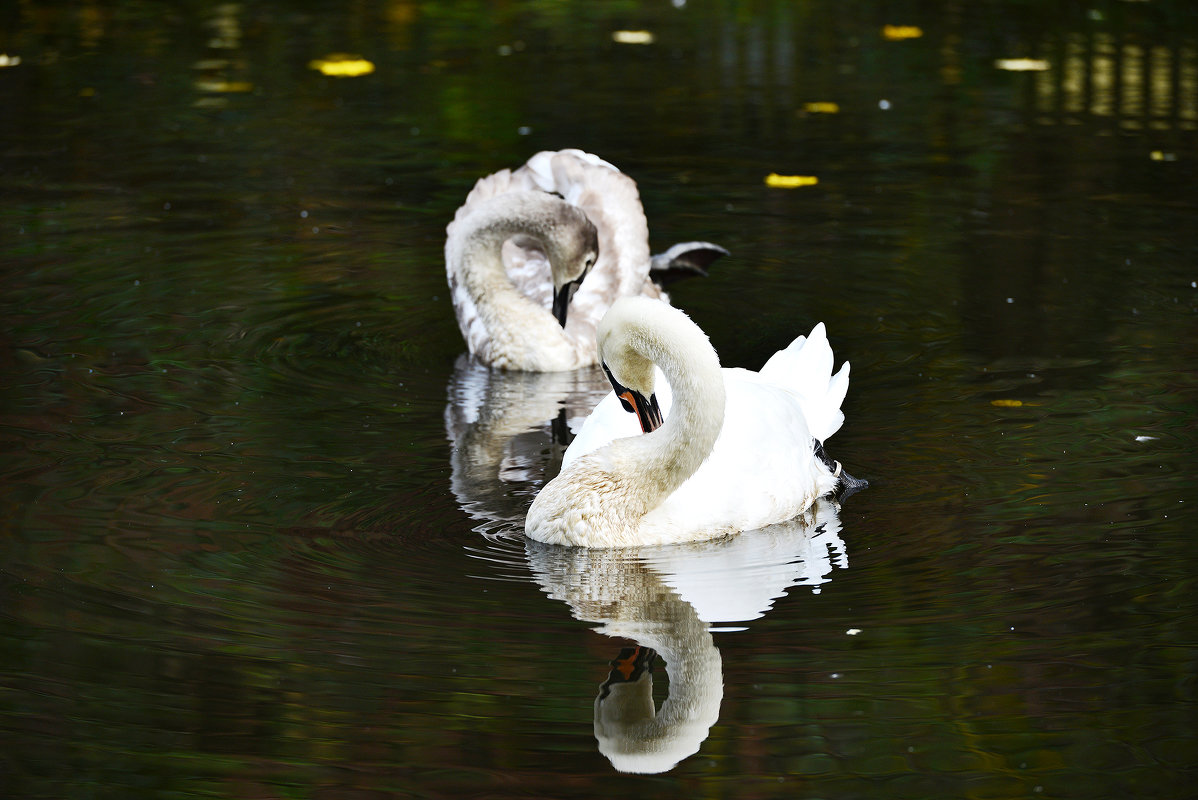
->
[448,358,850,773]
[445,355,609,526]
[524,501,847,773]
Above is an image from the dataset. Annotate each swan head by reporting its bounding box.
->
[541,202,599,328]
[597,295,725,436]
[602,362,663,433]
[598,298,672,433]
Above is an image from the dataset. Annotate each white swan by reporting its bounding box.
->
[526,296,861,547]
[446,149,727,371]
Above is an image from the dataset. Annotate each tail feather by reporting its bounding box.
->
[759,322,849,443]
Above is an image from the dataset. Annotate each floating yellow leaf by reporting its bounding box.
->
[1150,150,1177,161]
[309,54,375,77]
[802,101,840,114]
[612,30,655,45]
[765,173,819,188]
[0,53,21,68]
[995,58,1050,71]
[882,25,923,41]
[990,399,1024,407]
[194,79,254,93]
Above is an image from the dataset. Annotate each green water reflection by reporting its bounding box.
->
[2,1,1196,798]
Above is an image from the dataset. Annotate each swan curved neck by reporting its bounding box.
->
[456,199,567,298]
[450,194,585,369]
[616,317,725,507]
[594,592,723,773]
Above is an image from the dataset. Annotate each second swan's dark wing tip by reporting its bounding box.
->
[649,241,730,288]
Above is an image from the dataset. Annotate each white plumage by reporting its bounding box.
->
[445,149,726,371]
[526,297,854,547]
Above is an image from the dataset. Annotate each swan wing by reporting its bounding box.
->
[649,241,730,288]
[645,371,834,536]
[562,365,836,538]
[758,322,850,443]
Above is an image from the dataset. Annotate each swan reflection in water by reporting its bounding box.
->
[524,501,847,773]
[446,360,850,773]
[445,354,610,526]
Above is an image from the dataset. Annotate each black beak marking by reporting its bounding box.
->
[602,362,664,433]
[552,266,591,328]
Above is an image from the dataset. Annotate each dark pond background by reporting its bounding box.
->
[2,1,1196,797]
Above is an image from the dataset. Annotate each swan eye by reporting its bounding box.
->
[602,363,637,414]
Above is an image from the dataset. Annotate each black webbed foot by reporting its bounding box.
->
[813,439,869,503]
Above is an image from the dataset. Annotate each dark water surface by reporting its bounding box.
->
[2,2,1196,798]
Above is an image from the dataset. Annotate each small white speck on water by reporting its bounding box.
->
[300,210,308,218]
[878,99,891,109]
[1006,297,1014,304]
